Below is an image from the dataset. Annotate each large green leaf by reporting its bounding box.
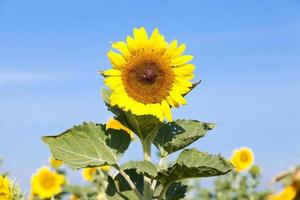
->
[122,161,158,178]
[42,122,131,169]
[154,119,215,157]
[102,88,163,142]
[155,148,232,186]
[106,169,143,200]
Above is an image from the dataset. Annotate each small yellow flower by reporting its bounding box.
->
[49,155,63,169]
[268,185,297,200]
[0,176,11,200]
[82,166,110,181]
[31,166,65,199]
[103,27,195,122]
[82,167,97,181]
[230,147,254,172]
[70,194,80,200]
[100,165,110,172]
[106,118,134,139]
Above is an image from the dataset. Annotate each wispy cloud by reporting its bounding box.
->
[0,71,80,84]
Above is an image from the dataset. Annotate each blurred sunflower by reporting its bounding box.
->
[31,166,65,199]
[106,117,134,139]
[230,147,254,172]
[268,185,297,200]
[82,166,110,181]
[0,176,11,200]
[102,27,195,122]
[49,155,63,169]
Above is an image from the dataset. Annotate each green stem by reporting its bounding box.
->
[143,140,153,200]
[116,165,144,200]
[158,185,168,200]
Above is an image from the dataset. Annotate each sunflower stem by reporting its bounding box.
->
[116,165,144,200]
[142,139,153,200]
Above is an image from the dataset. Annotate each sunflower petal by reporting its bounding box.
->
[112,41,130,58]
[161,100,172,122]
[103,69,121,76]
[107,50,126,69]
[170,91,187,105]
[104,77,122,89]
[171,55,193,66]
[133,27,148,48]
[126,36,136,51]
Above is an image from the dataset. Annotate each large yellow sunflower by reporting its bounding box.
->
[0,176,11,200]
[103,27,195,122]
[230,147,254,172]
[31,166,65,199]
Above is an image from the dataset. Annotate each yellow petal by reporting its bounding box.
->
[165,40,178,56]
[171,84,191,94]
[166,96,179,108]
[149,28,167,50]
[104,77,122,89]
[174,64,195,73]
[171,44,186,58]
[161,100,172,122]
[106,118,134,139]
[126,36,136,51]
[171,55,193,66]
[133,27,148,48]
[107,50,126,69]
[112,41,130,58]
[175,76,193,87]
[103,69,121,76]
[170,91,187,105]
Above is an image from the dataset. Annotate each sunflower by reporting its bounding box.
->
[106,117,134,139]
[49,155,63,169]
[31,166,65,199]
[82,166,110,181]
[268,185,297,200]
[103,27,195,122]
[0,176,11,200]
[230,147,254,172]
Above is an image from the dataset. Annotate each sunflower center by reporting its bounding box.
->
[40,175,55,189]
[122,57,174,104]
[240,153,249,163]
[139,68,158,84]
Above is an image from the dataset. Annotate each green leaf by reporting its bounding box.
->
[42,122,131,169]
[154,119,216,157]
[156,148,232,186]
[102,88,163,142]
[165,182,188,200]
[154,182,188,200]
[122,161,158,178]
[106,169,143,200]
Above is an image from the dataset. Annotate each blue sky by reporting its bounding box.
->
[0,0,300,191]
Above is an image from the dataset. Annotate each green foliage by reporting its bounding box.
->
[153,120,216,157]
[154,148,232,187]
[42,122,131,169]
[41,81,233,200]
[190,165,270,200]
[106,169,143,200]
